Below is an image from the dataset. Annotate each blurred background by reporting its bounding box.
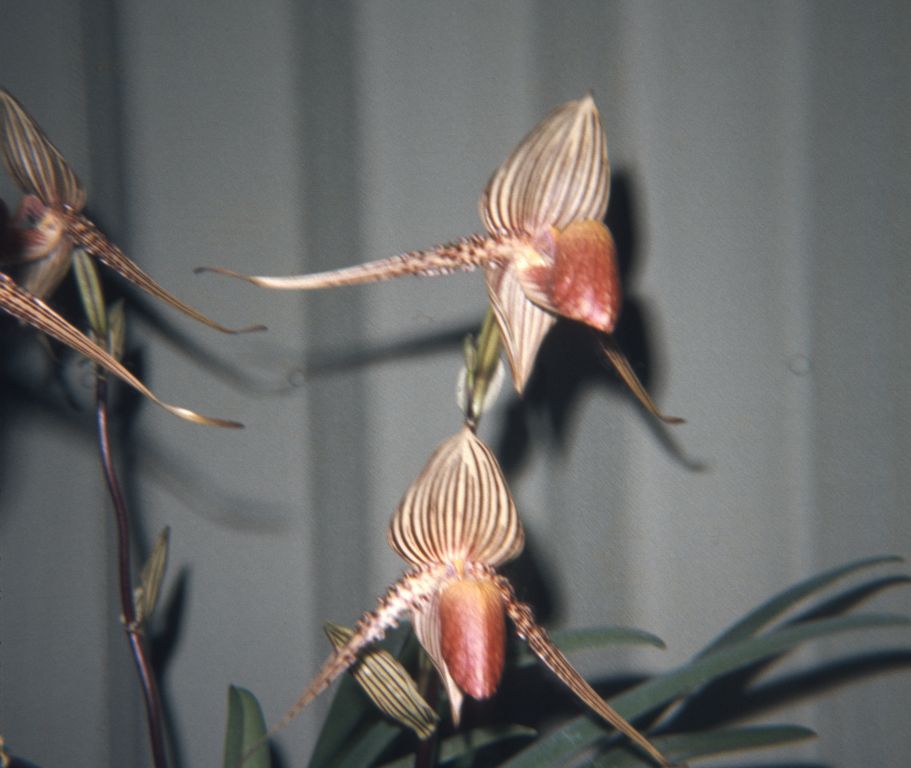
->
[1,2,908,766]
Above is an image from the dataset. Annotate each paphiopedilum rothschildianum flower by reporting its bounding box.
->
[199,94,680,422]
[258,425,680,768]
[0,88,262,426]
[0,88,266,331]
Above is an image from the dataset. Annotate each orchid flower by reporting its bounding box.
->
[199,95,680,422]
[0,88,254,427]
[4,194,73,299]
[0,88,265,332]
[255,426,680,768]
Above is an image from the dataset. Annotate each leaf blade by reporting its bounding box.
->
[224,685,270,768]
[514,625,666,669]
[502,612,910,768]
[699,555,903,657]
[378,725,537,768]
[589,725,815,768]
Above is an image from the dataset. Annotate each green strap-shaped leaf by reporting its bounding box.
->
[589,724,815,767]
[699,555,903,657]
[613,613,909,721]
[378,725,537,768]
[514,625,665,668]
[328,719,406,768]
[224,685,270,768]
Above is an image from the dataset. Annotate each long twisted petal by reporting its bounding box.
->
[196,234,506,290]
[250,568,441,759]
[599,336,684,424]
[0,272,241,427]
[496,575,681,768]
[69,215,266,334]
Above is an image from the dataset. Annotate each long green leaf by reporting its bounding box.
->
[224,685,270,768]
[699,555,903,657]
[589,725,815,767]
[614,613,909,722]
[332,719,402,768]
[378,725,537,768]
[514,626,665,669]
[502,612,909,768]
[308,669,379,767]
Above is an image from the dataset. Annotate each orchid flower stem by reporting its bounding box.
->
[95,375,169,768]
[465,308,503,429]
[78,251,169,768]
[414,650,440,768]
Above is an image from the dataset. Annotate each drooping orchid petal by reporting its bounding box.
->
[411,585,465,724]
[484,260,558,394]
[246,565,443,759]
[198,95,679,420]
[0,272,241,427]
[0,88,264,334]
[258,426,678,768]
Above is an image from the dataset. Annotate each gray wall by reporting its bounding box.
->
[1,2,908,766]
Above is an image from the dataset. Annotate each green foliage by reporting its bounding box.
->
[587,725,815,768]
[379,726,537,768]
[227,555,907,767]
[513,625,667,668]
[223,685,270,768]
[503,556,908,768]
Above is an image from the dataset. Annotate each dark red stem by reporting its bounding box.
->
[95,375,169,768]
[413,653,440,768]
